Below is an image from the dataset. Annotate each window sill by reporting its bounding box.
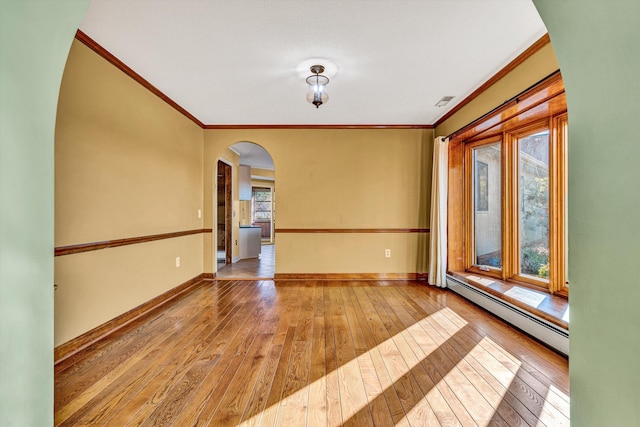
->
[448,271,569,330]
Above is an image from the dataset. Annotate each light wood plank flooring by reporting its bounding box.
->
[55,279,569,426]
[217,244,275,279]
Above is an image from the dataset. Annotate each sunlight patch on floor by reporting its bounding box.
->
[238,308,466,427]
[536,384,570,427]
[400,337,519,426]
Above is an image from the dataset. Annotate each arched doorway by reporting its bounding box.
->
[215,142,275,279]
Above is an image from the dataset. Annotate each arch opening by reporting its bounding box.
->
[214,141,276,280]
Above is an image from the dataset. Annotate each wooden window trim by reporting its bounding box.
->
[449,72,568,296]
[509,120,552,288]
[553,113,569,295]
[464,137,504,280]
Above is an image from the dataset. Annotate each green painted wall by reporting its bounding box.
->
[0,1,88,426]
[2,1,639,425]
[534,1,640,425]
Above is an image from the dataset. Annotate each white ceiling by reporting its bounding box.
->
[79,0,547,126]
[231,142,275,171]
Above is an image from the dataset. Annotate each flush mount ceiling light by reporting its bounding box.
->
[306,65,329,108]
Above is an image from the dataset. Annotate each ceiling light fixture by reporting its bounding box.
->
[306,65,329,108]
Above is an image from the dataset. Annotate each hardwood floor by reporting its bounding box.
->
[217,244,275,279]
[55,279,569,426]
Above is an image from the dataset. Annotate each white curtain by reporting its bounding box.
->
[428,136,449,287]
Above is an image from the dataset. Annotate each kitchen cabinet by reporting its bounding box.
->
[239,165,251,200]
[239,226,261,259]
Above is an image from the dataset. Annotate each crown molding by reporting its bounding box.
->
[434,33,551,128]
[203,124,435,130]
[75,29,549,132]
[75,30,205,128]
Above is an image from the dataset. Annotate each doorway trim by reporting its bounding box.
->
[216,158,234,270]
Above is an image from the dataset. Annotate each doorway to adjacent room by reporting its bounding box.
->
[216,159,232,267]
[215,142,275,279]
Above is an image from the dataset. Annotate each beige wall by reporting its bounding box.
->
[55,33,499,344]
[251,167,275,180]
[52,34,556,345]
[54,40,203,345]
[204,129,434,274]
[435,43,560,137]
[55,236,202,344]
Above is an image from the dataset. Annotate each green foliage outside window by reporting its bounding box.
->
[521,176,549,278]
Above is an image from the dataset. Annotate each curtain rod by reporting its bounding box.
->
[444,69,562,141]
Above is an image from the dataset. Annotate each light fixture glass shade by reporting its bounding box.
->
[306,75,329,88]
[306,66,329,108]
[306,90,329,107]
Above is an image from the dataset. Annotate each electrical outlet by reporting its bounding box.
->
[198,209,202,218]
[176,257,181,267]
[385,249,391,258]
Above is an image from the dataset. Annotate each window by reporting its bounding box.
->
[475,160,489,212]
[517,130,550,280]
[463,119,567,292]
[471,142,502,269]
[448,72,568,294]
[447,72,568,295]
[252,187,272,221]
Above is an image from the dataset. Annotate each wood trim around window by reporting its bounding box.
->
[464,137,505,280]
[449,71,565,142]
[449,72,567,295]
[552,113,569,295]
[508,120,554,288]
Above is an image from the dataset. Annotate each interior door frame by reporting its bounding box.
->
[217,159,233,266]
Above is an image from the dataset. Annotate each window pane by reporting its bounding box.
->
[518,130,550,279]
[252,188,272,222]
[254,201,271,212]
[253,191,271,202]
[473,143,502,268]
[254,211,271,220]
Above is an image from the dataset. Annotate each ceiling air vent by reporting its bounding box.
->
[435,96,455,107]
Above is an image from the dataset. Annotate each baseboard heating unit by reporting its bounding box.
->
[446,275,569,356]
